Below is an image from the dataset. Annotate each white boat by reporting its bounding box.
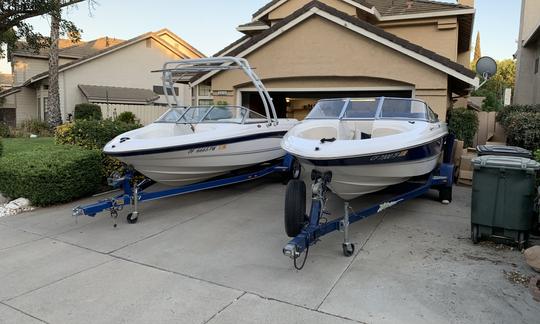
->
[281,97,448,200]
[104,57,297,186]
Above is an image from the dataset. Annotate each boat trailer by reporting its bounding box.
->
[72,155,299,227]
[283,136,455,270]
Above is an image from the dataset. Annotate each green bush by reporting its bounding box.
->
[0,146,102,206]
[535,150,540,163]
[20,119,52,136]
[0,138,3,157]
[116,111,137,124]
[55,119,141,149]
[0,122,10,138]
[497,104,540,129]
[504,112,540,151]
[74,103,103,121]
[448,108,479,148]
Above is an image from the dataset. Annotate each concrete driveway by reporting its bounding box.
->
[0,177,539,324]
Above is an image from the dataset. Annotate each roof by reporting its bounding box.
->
[201,1,476,85]
[78,85,160,104]
[0,86,21,99]
[369,0,470,16]
[23,29,205,86]
[11,37,125,60]
[252,0,472,19]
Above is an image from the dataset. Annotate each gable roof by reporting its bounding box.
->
[195,0,477,87]
[252,0,473,21]
[23,29,205,86]
[78,84,160,104]
[11,37,125,60]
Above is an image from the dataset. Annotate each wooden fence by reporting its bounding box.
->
[98,104,169,125]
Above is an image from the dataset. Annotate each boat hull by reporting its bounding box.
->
[113,136,286,186]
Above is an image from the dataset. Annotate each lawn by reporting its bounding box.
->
[2,137,57,156]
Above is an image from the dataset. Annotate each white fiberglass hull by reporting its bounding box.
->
[105,120,297,186]
[282,119,447,200]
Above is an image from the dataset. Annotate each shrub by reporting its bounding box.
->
[496,104,540,129]
[116,111,137,124]
[0,146,102,206]
[504,112,540,151]
[0,122,10,138]
[55,119,141,149]
[535,150,540,163]
[74,103,103,121]
[0,138,3,157]
[448,108,479,148]
[20,119,52,136]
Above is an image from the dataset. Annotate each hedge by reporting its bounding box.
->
[0,138,3,157]
[20,119,52,136]
[116,111,137,124]
[0,146,102,206]
[74,103,103,121]
[497,105,540,129]
[0,122,9,138]
[55,119,141,149]
[448,108,479,148]
[504,112,540,151]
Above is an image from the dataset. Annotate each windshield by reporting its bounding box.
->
[156,106,266,124]
[305,99,347,119]
[380,98,429,120]
[343,99,380,118]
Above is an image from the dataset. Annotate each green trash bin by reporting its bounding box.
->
[470,155,540,249]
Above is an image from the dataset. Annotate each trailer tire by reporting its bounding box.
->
[127,213,138,224]
[282,158,301,184]
[285,180,306,237]
[439,186,452,203]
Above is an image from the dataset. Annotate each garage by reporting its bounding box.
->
[241,89,412,119]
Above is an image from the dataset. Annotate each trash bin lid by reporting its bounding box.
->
[472,155,540,170]
[476,145,532,158]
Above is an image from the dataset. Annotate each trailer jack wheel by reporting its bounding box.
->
[342,243,355,257]
[127,212,139,224]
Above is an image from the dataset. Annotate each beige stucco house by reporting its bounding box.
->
[193,0,479,120]
[515,0,540,105]
[0,29,204,126]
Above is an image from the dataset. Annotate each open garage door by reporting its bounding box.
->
[241,89,413,119]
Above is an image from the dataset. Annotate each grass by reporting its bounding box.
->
[2,137,57,156]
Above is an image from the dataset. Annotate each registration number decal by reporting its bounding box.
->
[188,144,227,154]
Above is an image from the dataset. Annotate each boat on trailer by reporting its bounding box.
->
[104,57,298,186]
[281,97,448,200]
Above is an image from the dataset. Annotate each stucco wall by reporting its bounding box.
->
[380,18,459,61]
[60,39,188,117]
[211,15,450,117]
[268,0,357,21]
[12,56,75,86]
[520,0,540,43]
[515,0,540,105]
[14,87,37,125]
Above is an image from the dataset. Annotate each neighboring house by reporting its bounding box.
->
[0,73,15,126]
[192,0,479,119]
[515,0,540,105]
[0,29,204,126]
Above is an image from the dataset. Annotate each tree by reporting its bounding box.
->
[47,0,62,127]
[0,0,90,58]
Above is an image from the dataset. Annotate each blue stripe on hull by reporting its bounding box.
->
[306,139,443,167]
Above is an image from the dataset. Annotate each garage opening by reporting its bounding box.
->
[241,90,412,120]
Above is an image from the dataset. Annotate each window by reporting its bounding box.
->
[153,85,179,96]
[305,100,347,119]
[380,99,428,120]
[535,57,539,74]
[198,99,213,106]
[198,84,212,96]
[343,99,379,119]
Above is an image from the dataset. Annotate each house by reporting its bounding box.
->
[192,0,479,120]
[0,73,14,125]
[0,29,204,126]
[515,0,540,105]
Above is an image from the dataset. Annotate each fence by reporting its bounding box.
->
[473,111,506,147]
[98,104,169,125]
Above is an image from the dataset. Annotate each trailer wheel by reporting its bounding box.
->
[342,243,355,257]
[127,213,138,224]
[471,224,480,244]
[282,158,301,184]
[439,186,452,203]
[285,180,306,237]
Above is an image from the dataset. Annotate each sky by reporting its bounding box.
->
[0,0,522,73]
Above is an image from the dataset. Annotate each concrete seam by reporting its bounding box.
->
[0,236,47,252]
[202,292,247,324]
[0,301,50,324]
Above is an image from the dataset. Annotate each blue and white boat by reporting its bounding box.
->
[281,97,447,200]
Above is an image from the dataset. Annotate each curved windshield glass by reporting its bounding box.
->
[156,106,266,124]
[306,99,347,119]
[380,98,428,120]
[343,98,380,119]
